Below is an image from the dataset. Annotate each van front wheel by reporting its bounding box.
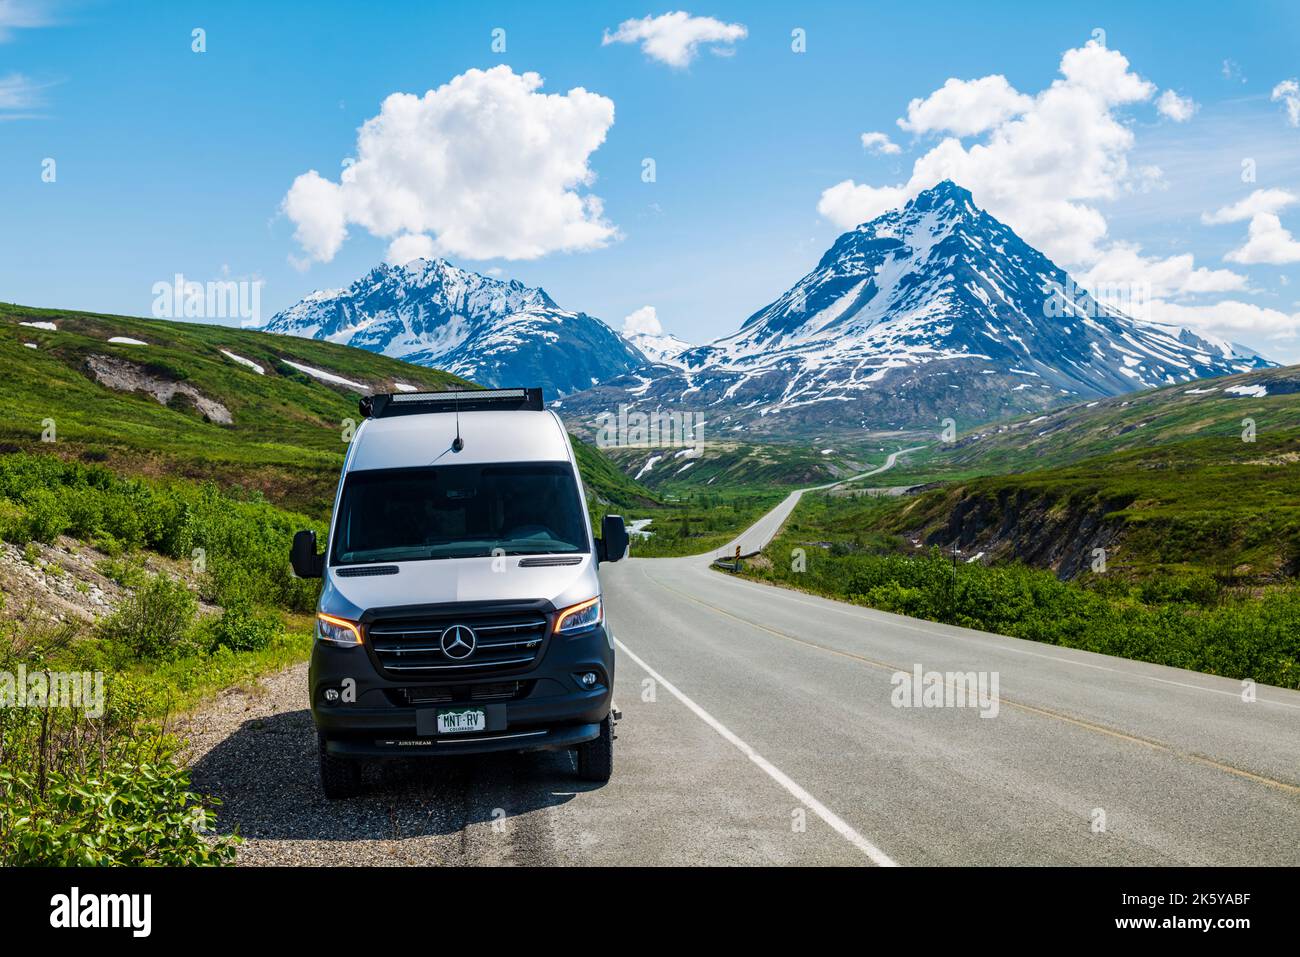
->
[576,715,614,783]
[319,734,364,799]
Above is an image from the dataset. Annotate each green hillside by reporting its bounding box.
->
[597,438,894,491]
[888,431,1300,583]
[0,302,468,512]
[0,302,661,516]
[897,362,1300,482]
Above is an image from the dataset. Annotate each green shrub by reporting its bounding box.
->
[0,763,236,866]
[210,601,281,653]
[99,574,198,660]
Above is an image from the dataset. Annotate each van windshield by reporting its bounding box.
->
[331,463,589,565]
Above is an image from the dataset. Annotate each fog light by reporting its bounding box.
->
[324,688,340,702]
[580,672,598,687]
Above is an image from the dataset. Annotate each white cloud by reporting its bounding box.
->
[816,181,908,229]
[1156,89,1197,122]
[602,12,746,68]
[860,131,901,155]
[282,66,617,264]
[1202,188,1296,224]
[386,233,437,265]
[283,170,347,262]
[622,305,662,336]
[0,72,44,110]
[1149,299,1300,342]
[818,40,1272,328]
[820,41,1160,265]
[1203,188,1300,265]
[1078,243,1246,299]
[897,75,1033,136]
[0,1,52,42]
[1225,213,1300,265]
[1271,78,1300,127]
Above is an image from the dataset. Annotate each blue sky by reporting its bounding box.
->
[4,1,1300,359]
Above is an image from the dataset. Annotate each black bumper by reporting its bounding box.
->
[309,623,614,759]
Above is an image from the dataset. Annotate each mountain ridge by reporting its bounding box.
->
[264,258,645,398]
[561,180,1272,436]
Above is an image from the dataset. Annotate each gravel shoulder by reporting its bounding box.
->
[179,662,595,866]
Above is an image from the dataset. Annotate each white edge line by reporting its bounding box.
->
[613,637,899,867]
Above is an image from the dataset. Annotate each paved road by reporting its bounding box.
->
[601,556,1300,865]
[194,455,1300,866]
[717,447,924,559]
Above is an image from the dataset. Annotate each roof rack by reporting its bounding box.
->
[360,388,544,419]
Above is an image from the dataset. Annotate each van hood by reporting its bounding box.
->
[319,554,599,620]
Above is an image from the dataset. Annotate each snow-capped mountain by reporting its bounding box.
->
[264,259,645,398]
[623,330,693,367]
[563,180,1272,435]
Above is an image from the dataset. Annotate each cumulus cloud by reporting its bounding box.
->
[1225,213,1300,265]
[386,233,437,265]
[816,41,1238,305]
[897,75,1033,136]
[1156,89,1198,122]
[860,131,901,155]
[622,305,663,336]
[1078,243,1246,299]
[1272,78,1300,127]
[602,12,746,68]
[817,181,908,228]
[1203,189,1300,265]
[281,66,618,264]
[1149,299,1300,342]
[1201,188,1296,224]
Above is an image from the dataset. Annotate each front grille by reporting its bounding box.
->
[367,608,549,678]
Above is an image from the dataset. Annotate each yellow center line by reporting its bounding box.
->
[640,567,1300,797]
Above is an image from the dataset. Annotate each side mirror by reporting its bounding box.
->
[291,529,325,579]
[599,515,629,563]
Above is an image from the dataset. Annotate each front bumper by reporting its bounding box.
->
[309,622,614,759]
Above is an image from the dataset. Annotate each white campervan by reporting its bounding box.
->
[290,388,627,798]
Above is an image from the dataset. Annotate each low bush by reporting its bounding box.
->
[209,600,281,653]
[98,574,199,661]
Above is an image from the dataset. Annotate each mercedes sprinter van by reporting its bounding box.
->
[290,388,627,798]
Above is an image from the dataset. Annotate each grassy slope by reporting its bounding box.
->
[598,439,893,491]
[780,362,1300,583]
[900,362,1300,480]
[0,302,666,519]
[1,302,469,512]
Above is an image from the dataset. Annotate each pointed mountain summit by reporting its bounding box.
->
[564,180,1272,435]
[265,258,645,398]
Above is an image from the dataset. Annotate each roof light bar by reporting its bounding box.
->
[360,388,544,419]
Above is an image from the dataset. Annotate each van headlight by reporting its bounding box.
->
[554,597,602,635]
[316,613,362,647]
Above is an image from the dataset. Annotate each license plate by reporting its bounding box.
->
[436,708,486,734]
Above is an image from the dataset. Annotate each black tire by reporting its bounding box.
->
[576,715,614,783]
[318,734,364,799]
